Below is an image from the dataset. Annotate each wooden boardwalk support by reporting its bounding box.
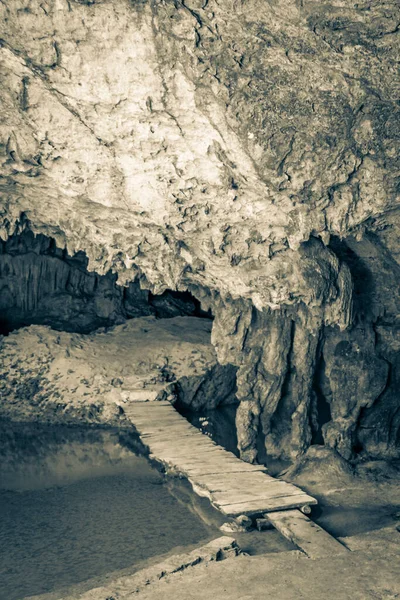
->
[267,510,349,559]
[124,400,317,517]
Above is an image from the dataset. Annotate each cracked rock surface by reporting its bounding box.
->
[0,0,399,464]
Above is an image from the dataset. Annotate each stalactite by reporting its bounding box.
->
[0,231,208,334]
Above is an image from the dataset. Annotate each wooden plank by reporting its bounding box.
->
[202,479,298,496]
[152,454,247,469]
[146,445,221,458]
[150,453,233,465]
[193,472,284,488]
[267,509,349,559]
[192,477,309,500]
[213,486,309,505]
[133,425,196,436]
[139,431,207,445]
[149,435,219,450]
[149,438,227,451]
[146,439,230,453]
[126,400,172,407]
[217,494,318,517]
[129,414,180,420]
[193,479,283,494]
[133,426,192,433]
[128,414,189,423]
[145,442,224,456]
[148,449,235,462]
[183,464,268,475]
[131,414,194,423]
[125,407,172,416]
[138,425,206,436]
[151,454,288,493]
[145,433,218,444]
[126,407,172,412]
[127,408,182,416]
[126,414,180,423]
[125,400,318,518]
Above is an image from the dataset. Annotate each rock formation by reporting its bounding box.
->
[0,230,207,333]
[0,0,398,465]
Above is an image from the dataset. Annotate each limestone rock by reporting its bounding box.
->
[0,230,206,333]
[321,326,389,460]
[0,0,397,309]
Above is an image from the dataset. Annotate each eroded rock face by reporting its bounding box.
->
[0,0,399,464]
[321,326,389,461]
[210,234,400,463]
[1,0,397,306]
[0,231,207,333]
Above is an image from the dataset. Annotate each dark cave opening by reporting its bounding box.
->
[328,235,375,323]
[0,231,211,336]
[310,349,332,446]
[311,385,332,446]
[147,289,212,320]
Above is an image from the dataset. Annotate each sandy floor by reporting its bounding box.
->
[129,541,400,600]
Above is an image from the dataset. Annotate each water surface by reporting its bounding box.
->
[0,422,215,600]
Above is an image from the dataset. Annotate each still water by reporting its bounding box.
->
[0,422,215,600]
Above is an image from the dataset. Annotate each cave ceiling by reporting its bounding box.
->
[0,0,398,323]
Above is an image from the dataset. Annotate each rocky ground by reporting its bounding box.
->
[1,318,398,600]
[27,503,400,600]
[83,537,400,600]
[0,317,237,426]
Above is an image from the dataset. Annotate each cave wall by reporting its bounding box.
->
[0,230,207,333]
[322,234,400,461]
[0,0,399,464]
[208,233,400,464]
[212,286,399,464]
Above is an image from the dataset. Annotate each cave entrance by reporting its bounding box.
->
[0,230,211,335]
[0,231,239,437]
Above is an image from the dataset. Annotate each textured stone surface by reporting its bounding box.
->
[321,326,389,460]
[0,0,399,463]
[31,537,239,600]
[2,0,396,308]
[0,230,207,333]
[0,317,237,425]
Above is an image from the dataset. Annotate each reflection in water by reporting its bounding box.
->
[0,421,215,600]
[0,424,146,491]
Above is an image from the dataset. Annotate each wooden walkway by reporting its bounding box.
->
[124,400,317,517]
[124,399,350,558]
